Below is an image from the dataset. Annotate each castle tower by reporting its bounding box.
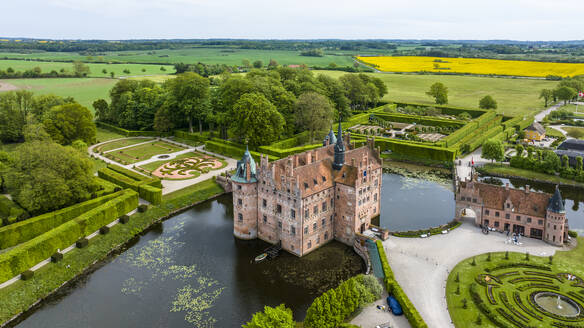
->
[232,146,258,240]
[333,120,345,170]
[544,186,566,246]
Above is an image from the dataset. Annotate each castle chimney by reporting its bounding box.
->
[525,185,530,194]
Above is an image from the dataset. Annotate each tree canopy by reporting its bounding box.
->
[42,103,96,145]
[295,92,334,143]
[479,95,498,109]
[243,304,295,328]
[482,139,505,163]
[231,93,285,147]
[426,82,449,105]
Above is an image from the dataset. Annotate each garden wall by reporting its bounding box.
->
[0,189,138,284]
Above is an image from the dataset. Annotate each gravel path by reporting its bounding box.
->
[379,221,560,328]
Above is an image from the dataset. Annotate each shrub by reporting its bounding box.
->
[76,238,89,248]
[51,252,63,263]
[21,270,34,281]
[99,226,110,234]
[568,230,578,238]
[119,215,130,224]
[138,204,148,213]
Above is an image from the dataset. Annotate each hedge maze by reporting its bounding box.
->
[450,256,584,328]
[98,164,162,204]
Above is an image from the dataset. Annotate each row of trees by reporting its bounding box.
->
[0,91,96,145]
[539,76,584,107]
[95,69,388,146]
[0,62,91,79]
[425,82,498,109]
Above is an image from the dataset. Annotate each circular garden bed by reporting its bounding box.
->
[447,250,584,327]
[151,155,227,180]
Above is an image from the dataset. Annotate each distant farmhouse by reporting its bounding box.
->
[230,123,383,256]
[524,122,546,141]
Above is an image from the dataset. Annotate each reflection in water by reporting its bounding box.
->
[379,173,455,231]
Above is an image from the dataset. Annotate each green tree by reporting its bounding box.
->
[253,60,263,69]
[4,138,98,215]
[0,90,35,142]
[241,59,250,68]
[482,139,505,163]
[165,72,210,133]
[554,86,577,105]
[539,89,554,107]
[515,144,524,158]
[577,156,583,172]
[72,61,90,77]
[102,68,107,74]
[92,99,109,122]
[295,92,334,143]
[110,71,115,78]
[426,82,448,104]
[153,104,175,133]
[458,112,471,120]
[562,154,570,168]
[268,59,278,69]
[479,95,498,109]
[42,103,96,145]
[243,304,295,328]
[231,93,284,147]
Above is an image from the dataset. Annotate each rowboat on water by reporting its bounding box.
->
[255,253,268,262]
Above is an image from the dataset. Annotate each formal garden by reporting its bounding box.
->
[135,151,227,180]
[446,240,584,328]
[95,139,187,165]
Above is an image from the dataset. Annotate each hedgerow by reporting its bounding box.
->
[204,140,280,161]
[0,192,121,249]
[0,189,138,284]
[389,101,488,118]
[96,121,170,137]
[0,196,27,226]
[374,138,457,162]
[376,240,428,328]
[97,165,162,204]
[372,112,466,128]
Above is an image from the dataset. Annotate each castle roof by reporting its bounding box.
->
[232,146,257,183]
[323,127,337,145]
[548,186,565,213]
[473,182,550,217]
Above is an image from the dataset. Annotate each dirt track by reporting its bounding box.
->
[0,81,18,91]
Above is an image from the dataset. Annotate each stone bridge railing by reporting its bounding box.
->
[353,234,372,275]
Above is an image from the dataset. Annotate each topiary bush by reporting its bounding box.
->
[21,270,34,281]
[51,252,63,263]
[99,226,110,234]
[76,238,89,248]
[138,204,148,213]
[119,215,130,224]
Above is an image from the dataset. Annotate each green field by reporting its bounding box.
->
[0,60,174,77]
[0,78,116,110]
[318,71,559,117]
[0,48,356,67]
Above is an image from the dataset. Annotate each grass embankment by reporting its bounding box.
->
[318,70,558,117]
[108,141,185,164]
[95,127,126,144]
[478,163,584,188]
[96,137,154,152]
[0,178,224,325]
[545,127,565,139]
[0,78,116,110]
[446,237,584,328]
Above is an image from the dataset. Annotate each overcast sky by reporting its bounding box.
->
[1,0,581,40]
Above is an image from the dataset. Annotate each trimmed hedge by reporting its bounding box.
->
[96,121,170,137]
[515,116,535,131]
[204,140,280,162]
[377,240,428,328]
[373,138,457,162]
[173,130,210,143]
[390,101,488,118]
[372,112,466,128]
[258,143,322,159]
[94,177,119,198]
[0,189,138,284]
[0,196,27,225]
[97,165,162,204]
[0,192,122,249]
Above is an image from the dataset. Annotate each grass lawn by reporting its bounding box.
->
[95,128,126,144]
[109,141,185,164]
[545,127,565,139]
[0,60,175,78]
[318,70,558,117]
[479,163,584,188]
[97,137,154,152]
[0,78,116,110]
[138,151,227,180]
[139,151,198,172]
[0,178,224,325]
[563,127,584,139]
[446,238,584,328]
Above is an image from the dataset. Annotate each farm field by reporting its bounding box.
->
[563,127,584,139]
[357,56,584,78]
[0,78,115,110]
[318,70,558,117]
[0,48,356,67]
[0,60,174,77]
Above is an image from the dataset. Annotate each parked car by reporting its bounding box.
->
[387,295,403,315]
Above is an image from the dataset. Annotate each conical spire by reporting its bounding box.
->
[548,186,565,213]
[333,117,345,170]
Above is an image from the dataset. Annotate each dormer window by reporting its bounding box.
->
[322,176,326,182]
[313,179,318,186]
[304,183,309,189]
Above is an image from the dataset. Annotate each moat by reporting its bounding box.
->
[13,171,584,327]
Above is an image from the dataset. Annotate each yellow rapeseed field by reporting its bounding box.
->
[356,56,584,78]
